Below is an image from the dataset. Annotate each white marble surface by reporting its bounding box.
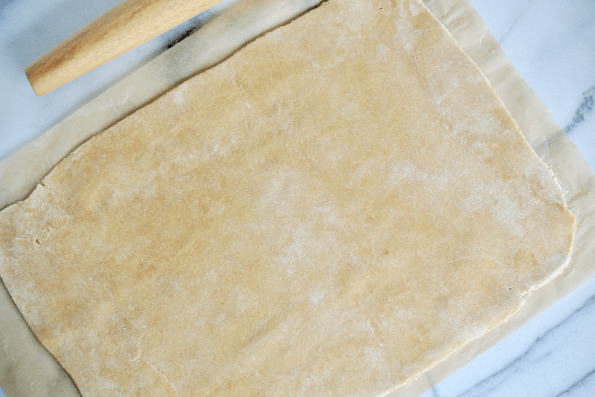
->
[0,0,594,396]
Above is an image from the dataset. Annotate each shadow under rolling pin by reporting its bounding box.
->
[25,0,225,96]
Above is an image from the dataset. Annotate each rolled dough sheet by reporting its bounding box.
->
[0,0,577,396]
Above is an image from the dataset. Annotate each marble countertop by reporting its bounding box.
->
[0,0,593,396]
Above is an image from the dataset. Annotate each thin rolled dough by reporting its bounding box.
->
[0,0,575,396]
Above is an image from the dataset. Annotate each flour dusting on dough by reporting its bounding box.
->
[0,0,574,396]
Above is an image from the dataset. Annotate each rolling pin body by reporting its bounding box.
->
[25,0,223,96]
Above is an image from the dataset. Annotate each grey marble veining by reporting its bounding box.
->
[565,85,595,134]
[497,0,531,44]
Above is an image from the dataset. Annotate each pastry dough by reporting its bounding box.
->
[0,0,575,396]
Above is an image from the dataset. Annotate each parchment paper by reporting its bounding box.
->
[0,0,594,396]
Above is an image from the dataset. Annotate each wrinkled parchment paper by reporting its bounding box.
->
[1,0,594,396]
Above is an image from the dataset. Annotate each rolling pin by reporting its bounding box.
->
[25,0,225,96]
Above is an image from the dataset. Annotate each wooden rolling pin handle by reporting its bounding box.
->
[25,0,224,96]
